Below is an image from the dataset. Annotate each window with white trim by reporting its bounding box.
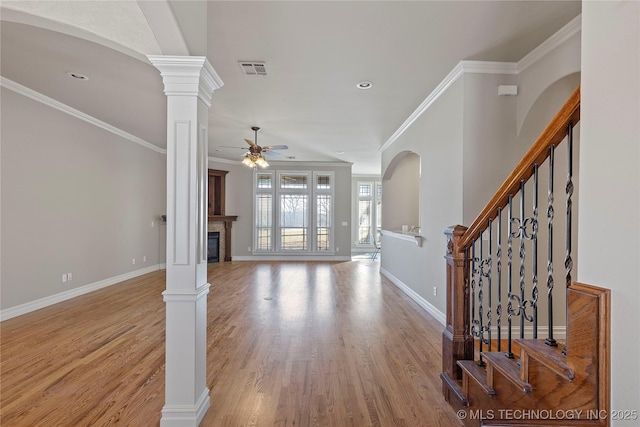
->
[253,170,334,253]
[315,172,332,251]
[357,180,381,246]
[255,172,274,251]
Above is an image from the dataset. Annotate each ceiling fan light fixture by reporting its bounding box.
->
[242,154,256,167]
[256,156,269,168]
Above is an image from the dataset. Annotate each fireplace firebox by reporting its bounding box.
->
[207,232,220,263]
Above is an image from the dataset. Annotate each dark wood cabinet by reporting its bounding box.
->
[208,169,228,218]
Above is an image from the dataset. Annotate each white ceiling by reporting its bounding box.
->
[0,1,581,175]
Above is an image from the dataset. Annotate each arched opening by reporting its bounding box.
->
[381,151,420,232]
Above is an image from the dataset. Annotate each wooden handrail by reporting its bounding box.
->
[460,86,580,249]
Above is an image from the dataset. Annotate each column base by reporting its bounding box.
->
[160,388,210,427]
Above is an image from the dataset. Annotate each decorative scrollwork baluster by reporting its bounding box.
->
[464,246,472,356]
[477,234,486,366]
[506,196,515,359]
[470,239,485,365]
[519,180,526,339]
[546,146,557,347]
[487,220,492,351]
[563,124,574,356]
[496,209,502,352]
[532,164,539,339]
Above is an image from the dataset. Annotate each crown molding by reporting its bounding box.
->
[459,60,518,75]
[1,76,166,154]
[380,60,517,153]
[208,156,241,165]
[266,160,353,168]
[517,14,582,73]
[381,14,581,154]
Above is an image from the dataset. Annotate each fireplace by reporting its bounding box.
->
[207,232,220,263]
[208,169,238,261]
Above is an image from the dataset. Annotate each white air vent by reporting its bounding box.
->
[239,61,267,76]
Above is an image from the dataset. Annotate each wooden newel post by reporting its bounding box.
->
[442,225,473,388]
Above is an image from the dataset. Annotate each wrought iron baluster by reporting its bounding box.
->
[506,196,514,358]
[471,239,478,342]
[532,164,539,339]
[565,124,574,289]
[477,234,485,366]
[519,180,526,339]
[496,209,502,352]
[487,220,492,351]
[546,146,558,347]
[464,246,472,358]
[564,124,574,356]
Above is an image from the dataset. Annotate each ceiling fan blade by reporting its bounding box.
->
[244,139,257,147]
[264,150,284,158]
[219,145,249,150]
[262,145,288,151]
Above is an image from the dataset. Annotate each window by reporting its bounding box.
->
[253,170,334,253]
[357,180,381,246]
[255,173,274,251]
[280,194,308,250]
[315,173,332,251]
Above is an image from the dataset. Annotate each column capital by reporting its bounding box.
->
[148,55,224,106]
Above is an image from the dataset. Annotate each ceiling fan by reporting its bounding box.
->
[228,126,288,168]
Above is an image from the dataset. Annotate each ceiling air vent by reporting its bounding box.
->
[239,61,267,76]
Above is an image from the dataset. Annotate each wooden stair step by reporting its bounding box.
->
[515,339,575,381]
[482,352,532,393]
[458,360,495,396]
[439,372,469,407]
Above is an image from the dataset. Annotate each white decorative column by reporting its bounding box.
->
[148,56,223,427]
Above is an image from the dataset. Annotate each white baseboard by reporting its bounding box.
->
[380,267,446,326]
[232,255,352,261]
[160,388,210,427]
[379,268,566,339]
[0,264,163,322]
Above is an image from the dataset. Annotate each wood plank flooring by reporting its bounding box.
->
[1,260,463,426]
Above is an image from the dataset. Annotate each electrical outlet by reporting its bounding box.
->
[68,273,72,281]
[132,258,136,265]
[143,256,146,262]
[336,247,339,252]
[62,274,67,283]
[248,246,251,252]
[151,221,155,227]
[433,286,437,296]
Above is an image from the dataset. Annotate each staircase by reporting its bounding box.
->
[440,87,611,426]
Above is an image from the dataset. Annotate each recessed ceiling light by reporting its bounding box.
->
[356,81,372,90]
[67,71,89,81]
[336,151,345,155]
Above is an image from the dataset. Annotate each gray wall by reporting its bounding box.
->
[579,0,639,419]
[1,87,166,310]
[381,78,464,313]
[380,34,581,321]
[381,152,420,231]
[462,73,518,224]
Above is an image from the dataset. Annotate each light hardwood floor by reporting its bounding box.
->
[1,260,463,426]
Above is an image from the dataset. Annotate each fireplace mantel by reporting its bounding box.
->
[209,215,238,222]
[208,215,237,262]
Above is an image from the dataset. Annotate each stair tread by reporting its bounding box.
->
[482,352,532,393]
[515,339,575,381]
[458,360,496,396]
[440,372,469,406]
